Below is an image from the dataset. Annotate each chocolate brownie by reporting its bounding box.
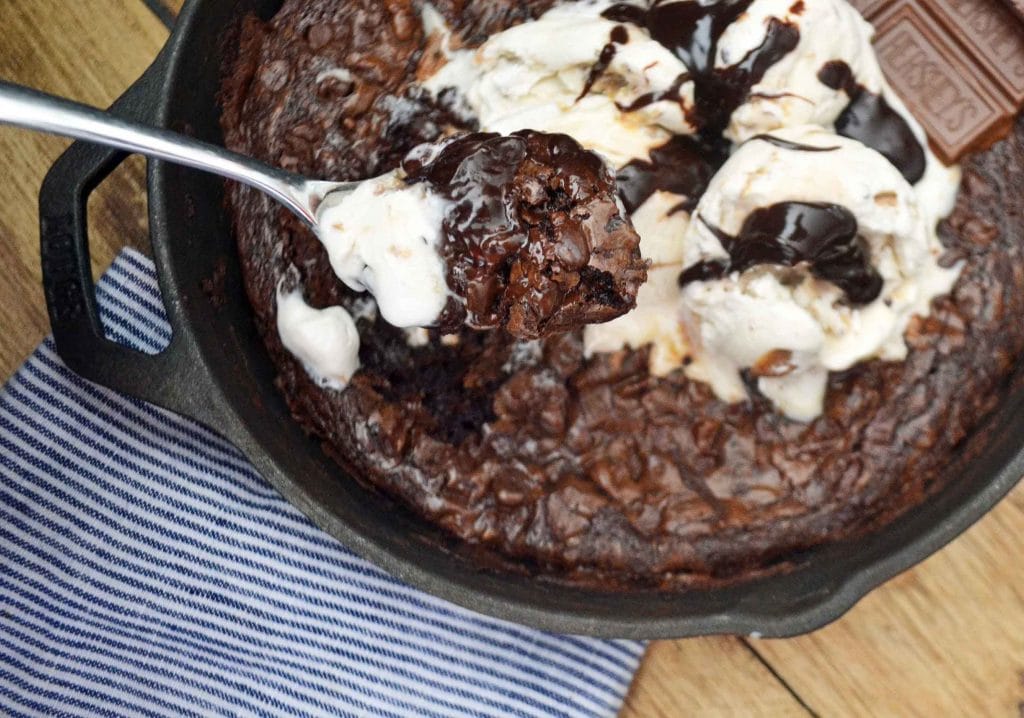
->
[409,131,647,339]
[221,0,1024,586]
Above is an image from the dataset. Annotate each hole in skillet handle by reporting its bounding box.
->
[86,155,153,289]
[38,50,222,430]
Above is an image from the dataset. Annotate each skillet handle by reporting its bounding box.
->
[38,52,223,427]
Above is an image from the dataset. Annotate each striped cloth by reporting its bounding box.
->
[0,249,645,717]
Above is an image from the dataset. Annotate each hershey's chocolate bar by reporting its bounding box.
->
[850,0,1024,163]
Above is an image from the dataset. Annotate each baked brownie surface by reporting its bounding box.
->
[221,0,1024,585]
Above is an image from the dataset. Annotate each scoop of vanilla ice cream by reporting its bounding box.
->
[423,0,695,168]
[720,0,880,142]
[316,172,452,328]
[679,125,960,420]
[721,0,960,215]
[276,287,361,390]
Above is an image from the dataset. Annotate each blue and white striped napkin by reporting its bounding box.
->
[0,249,645,717]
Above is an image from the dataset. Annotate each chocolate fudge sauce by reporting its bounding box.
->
[679,202,884,304]
[818,60,926,183]
[616,135,723,213]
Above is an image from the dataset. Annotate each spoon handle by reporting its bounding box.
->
[0,79,319,227]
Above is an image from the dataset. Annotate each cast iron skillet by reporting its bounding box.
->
[37,0,1024,639]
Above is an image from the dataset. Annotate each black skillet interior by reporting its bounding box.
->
[38,0,1024,638]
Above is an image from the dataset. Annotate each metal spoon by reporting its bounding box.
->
[0,79,358,230]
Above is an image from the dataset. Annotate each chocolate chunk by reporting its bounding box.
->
[851,0,1024,163]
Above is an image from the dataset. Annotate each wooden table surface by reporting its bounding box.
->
[2,1,1024,715]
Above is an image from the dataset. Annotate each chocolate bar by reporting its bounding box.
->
[850,0,1024,163]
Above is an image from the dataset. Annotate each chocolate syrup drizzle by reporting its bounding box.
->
[616,73,690,114]
[678,202,884,304]
[577,25,630,101]
[750,134,839,152]
[616,135,725,214]
[818,60,926,184]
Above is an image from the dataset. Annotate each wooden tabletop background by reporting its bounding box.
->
[2,1,1024,715]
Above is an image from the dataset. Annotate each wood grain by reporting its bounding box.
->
[622,640,811,717]
[0,0,168,378]
[624,483,1024,716]
[162,0,187,15]
[2,1,1024,716]
[752,488,1024,717]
